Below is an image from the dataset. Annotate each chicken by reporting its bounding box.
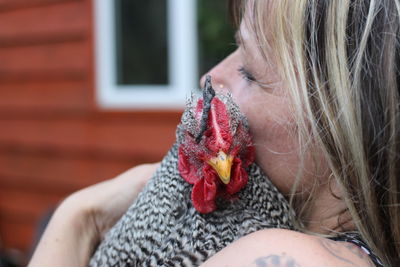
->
[178,76,255,214]
[89,76,295,267]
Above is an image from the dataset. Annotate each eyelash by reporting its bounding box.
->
[237,66,256,83]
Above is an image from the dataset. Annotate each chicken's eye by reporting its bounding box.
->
[237,66,256,84]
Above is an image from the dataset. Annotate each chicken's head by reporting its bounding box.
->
[178,76,255,213]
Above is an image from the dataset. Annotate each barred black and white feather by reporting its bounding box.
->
[89,92,295,267]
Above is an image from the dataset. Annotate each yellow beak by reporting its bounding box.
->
[207,151,234,184]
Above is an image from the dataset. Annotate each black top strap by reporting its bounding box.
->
[329,232,384,267]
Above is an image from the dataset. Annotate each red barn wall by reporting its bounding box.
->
[0,0,181,263]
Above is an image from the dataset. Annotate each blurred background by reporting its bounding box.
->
[0,0,235,265]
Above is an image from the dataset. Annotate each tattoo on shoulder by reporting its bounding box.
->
[252,253,301,267]
[319,238,374,267]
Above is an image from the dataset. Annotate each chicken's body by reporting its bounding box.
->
[90,85,295,267]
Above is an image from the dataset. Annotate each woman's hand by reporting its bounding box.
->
[28,163,160,267]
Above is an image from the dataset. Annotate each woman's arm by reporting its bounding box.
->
[200,229,374,267]
[28,194,97,267]
[28,163,160,267]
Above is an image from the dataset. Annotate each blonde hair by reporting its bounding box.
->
[230,0,400,266]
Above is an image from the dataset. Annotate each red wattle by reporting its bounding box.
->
[204,165,218,201]
[226,158,248,195]
[191,165,218,213]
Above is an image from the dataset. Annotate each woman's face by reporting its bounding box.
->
[200,17,329,195]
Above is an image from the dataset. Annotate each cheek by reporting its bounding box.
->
[256,131,301,195]
[228,84,327,195]
[237,94,304,194]
[255,109,299,192]
[246,102,328,195]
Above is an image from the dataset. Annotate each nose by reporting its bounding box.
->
[199,49,240,91]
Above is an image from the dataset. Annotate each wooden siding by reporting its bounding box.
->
[0,0,181,264]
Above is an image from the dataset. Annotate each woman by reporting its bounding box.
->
[29,0,399,266]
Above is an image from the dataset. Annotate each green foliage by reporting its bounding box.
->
[198,0,236,80]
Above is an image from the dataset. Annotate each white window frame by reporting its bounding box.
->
[94,0,198,110]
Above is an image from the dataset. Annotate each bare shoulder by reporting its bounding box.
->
[121,162,160,175]
[200,229,375,267]
[115,162,160,183]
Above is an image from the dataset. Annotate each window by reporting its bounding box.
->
[94,0,234,109]
[114,0,169,85]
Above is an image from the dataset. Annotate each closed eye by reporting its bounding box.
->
[238,66,279,92]
[237,66,256,83]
